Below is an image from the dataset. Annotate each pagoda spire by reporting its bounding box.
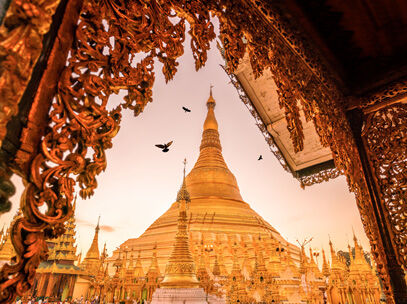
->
[186,88,243,201]
[352,232,363,262]
[230,244,244,282]
[81,216,101,273]
[147,243,161,277]
[212,254,221,276]
[241,243,252,276]
[161,161,199,288]
[88,216,100,258]
[348,243,354,264]
[134,250,144,278]
[0,209,22,262]
[321,248,330,277]
[203,85,217,132]
[328,238,338,268]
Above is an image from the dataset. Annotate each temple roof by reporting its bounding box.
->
[37,261,83,275]
[225,55,336,185]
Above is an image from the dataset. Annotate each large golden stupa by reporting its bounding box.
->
[111,90,300,272]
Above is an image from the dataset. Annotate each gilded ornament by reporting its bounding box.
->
[0,0,403,303]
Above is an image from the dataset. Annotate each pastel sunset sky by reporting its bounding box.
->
[1,21,370,267]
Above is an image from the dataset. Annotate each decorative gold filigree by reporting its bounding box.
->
[0,0,61,144]
[298,168,341,188]
[362,78,407,110]
[0,0,403,303]
[363,104,407,269]
[0,0,214,302]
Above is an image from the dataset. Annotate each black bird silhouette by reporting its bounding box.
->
[258,155,263,160]
[182,106,191,113]
[155,141,173,152]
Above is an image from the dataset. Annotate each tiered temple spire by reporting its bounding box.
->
[81,216,101,273]
[160,160,199,288]
[0,209,22,262]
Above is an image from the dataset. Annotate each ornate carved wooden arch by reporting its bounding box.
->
[0,0,406,303]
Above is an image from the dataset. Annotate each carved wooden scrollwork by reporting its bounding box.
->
[298,167,341,188]
[0,0,402,303]
[0,0,62,144]
[363,104,407,270]
[0,0,215,302]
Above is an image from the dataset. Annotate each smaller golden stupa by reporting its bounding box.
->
[160,159,200,288]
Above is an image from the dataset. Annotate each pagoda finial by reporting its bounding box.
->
[82,216,101,272]
[322,248,330,277]
[348,243,354,263]
[352,227,358,244]
[206,85,216,110]
[176,159,190,203]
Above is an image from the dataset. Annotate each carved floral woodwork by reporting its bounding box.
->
[298,167,341,188]
[0,0,404,303]
[0,0,61,144]
[363,104,407,270]
[359,78,407,111]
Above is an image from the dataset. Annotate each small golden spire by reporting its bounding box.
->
[82,216,101,273]
[322,248,330,277]
[161,170,199,288]
[348,243,354,264]
[147,243,161,277]
[203,86,218,131]
[242,243,252,275]
[134,250,144,278]
[176,159,190,202]
[253,249,267,274]
[207,84,215,108]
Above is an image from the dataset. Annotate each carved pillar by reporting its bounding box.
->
[68,275,77,298]
[45,274,56,298]
[36,274,45,298]
[347,108,407,304]
[0,0,84,302]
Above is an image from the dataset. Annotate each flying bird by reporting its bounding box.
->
[182,106,191,113]
[155,141,173,152]
[258,155,263,160]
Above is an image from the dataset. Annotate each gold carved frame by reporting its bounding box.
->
[0,0,405,303]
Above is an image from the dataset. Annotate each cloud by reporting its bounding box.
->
[100,225,115,232]
[76,218,117,232]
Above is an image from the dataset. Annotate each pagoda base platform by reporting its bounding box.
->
[151,288,224,304]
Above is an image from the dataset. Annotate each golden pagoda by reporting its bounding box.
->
[81,216,101,274]
[112,89,300,274]
[134,251,144,278]
[160,163,200,288]
[31,199,83,301]
[84,90,385,304]
[325,237,381,304]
